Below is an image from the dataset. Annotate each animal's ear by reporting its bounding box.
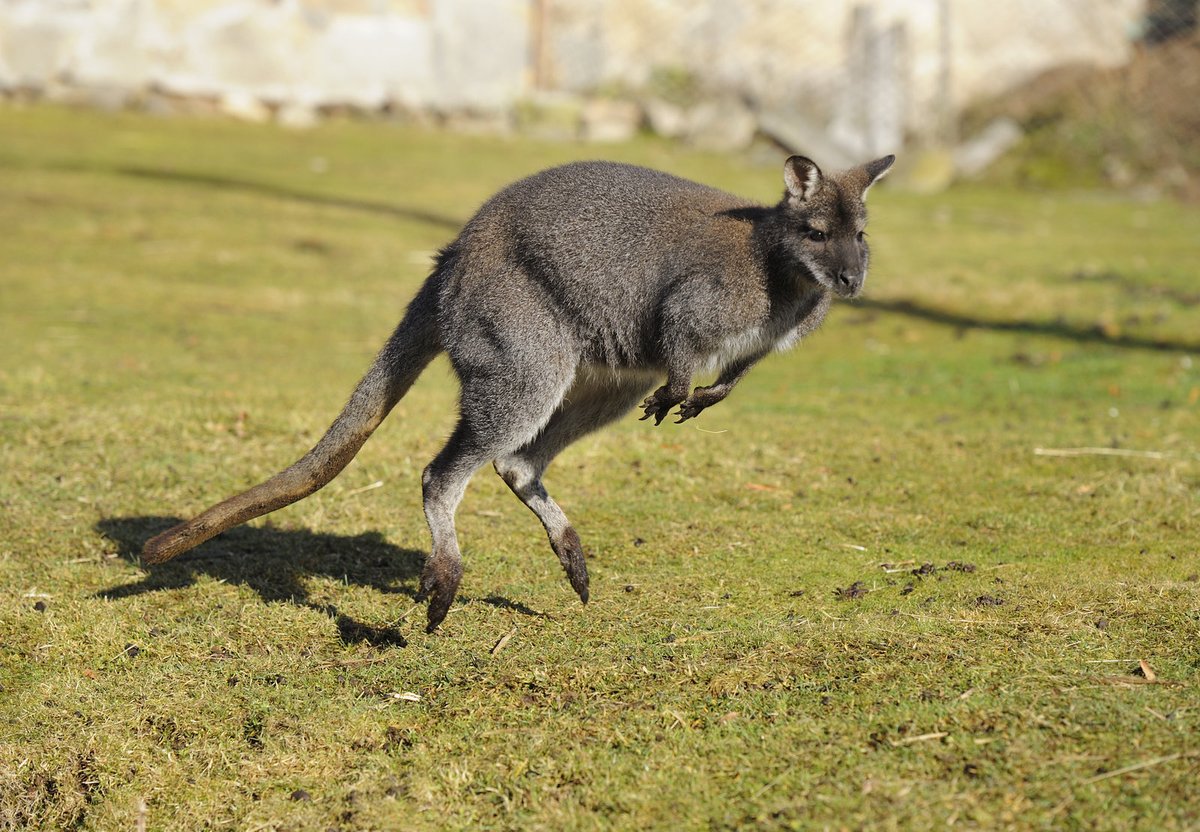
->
[860,154,896,199]
[783,155,822,201]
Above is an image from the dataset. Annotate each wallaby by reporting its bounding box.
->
[143,154,895,632]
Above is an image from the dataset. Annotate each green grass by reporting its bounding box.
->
[1,104,1198,831]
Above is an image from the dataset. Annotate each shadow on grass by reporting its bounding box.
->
[95,517,551,644]
[96,516,424,647]
[858,297,1200,354]
[46,161,464,231]
[478,595,550,619]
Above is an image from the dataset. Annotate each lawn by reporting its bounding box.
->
[1,104,1197,831]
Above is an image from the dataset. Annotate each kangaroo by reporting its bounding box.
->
[143,154,895,632]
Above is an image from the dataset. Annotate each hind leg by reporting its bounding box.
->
[421,369,576,631]
[421,296,580,631]
[494,370,655,603]
[420,357,578,629]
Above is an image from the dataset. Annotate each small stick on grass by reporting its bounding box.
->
[390,603,422,626]
[751,768,790,800]
[318,655,390,669]
[491,626,517,656]
[1034,447,1176,460]
[1084,659,1141,664]
[889,731,949,747]
[1080,751,1196,785]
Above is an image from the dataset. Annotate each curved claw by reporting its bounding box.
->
[675,401,703,423]
[639,397,671,425]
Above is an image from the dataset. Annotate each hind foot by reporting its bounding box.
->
[418,556,463,632]
[552,527,590,604]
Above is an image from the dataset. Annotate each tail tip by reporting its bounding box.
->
[141,525,191,564]
[141,538,172,565]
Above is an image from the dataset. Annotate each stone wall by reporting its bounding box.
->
[0,0,1148,158]
[0,0,531,113]
[540,0,1144,138]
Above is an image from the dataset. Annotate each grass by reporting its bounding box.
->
[1,104,1198,831]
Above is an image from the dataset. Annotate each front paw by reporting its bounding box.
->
[639,391,674,425]
[675,397,707,423]
[675,386,724,423]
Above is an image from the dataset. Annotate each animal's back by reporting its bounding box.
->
[486,160,752,264]
[442,162,763,367]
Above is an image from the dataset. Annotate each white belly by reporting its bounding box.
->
[703,324,802,374]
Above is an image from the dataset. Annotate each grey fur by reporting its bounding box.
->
[143,154,895,632]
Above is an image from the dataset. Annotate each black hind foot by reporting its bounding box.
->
[418,556,463,632]
[552,527,590,604]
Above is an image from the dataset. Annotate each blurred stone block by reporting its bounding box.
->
[643,98,688,139]
[685,97,756,152]
[219,90,270,123]
[580,98,640,143]
[277,101,319,129]
[954,118,1023,177]
[515,92,583,141]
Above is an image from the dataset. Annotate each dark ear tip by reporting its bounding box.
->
[865,155,896,182]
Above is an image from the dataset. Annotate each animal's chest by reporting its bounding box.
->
[704,327,776,373]
[704,291,829,373]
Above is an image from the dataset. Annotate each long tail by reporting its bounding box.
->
[142,276,443,564]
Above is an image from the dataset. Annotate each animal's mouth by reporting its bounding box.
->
[830,278,864,299]
[803,264,863,298]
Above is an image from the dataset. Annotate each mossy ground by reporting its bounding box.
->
[1,105,1198,830]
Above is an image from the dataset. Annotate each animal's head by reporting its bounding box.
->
[777,154,894,298]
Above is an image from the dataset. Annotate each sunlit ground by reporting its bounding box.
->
[1,105,1197,830]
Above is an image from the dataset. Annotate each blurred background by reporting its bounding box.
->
[1,0,1196,198]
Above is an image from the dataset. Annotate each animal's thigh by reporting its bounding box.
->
[518,370,656,470]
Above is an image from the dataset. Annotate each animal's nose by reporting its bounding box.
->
[836,271,862,294]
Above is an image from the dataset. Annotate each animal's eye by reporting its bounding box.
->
[807,229,827,243]
[856,231,866,243]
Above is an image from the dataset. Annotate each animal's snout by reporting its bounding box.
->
[835,271,863,296]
